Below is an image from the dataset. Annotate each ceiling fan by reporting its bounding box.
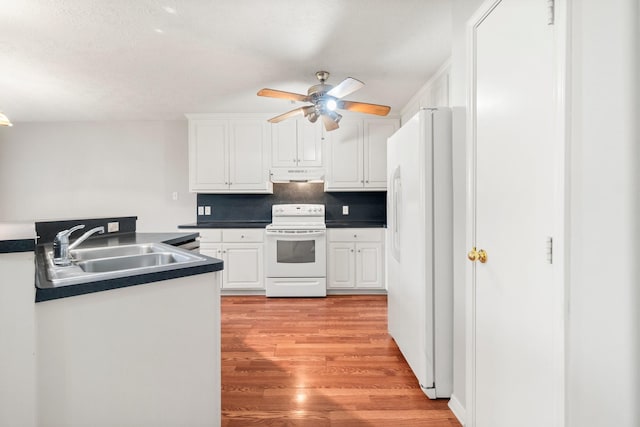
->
[257,71,391,132]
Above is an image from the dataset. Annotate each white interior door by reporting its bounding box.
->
[468,1,562,426]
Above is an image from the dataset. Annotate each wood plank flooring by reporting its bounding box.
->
[221,295,461,427]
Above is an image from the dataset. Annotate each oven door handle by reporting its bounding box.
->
[265,229,326,237]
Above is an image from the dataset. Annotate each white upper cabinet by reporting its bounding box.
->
[188,115,272,193]
[271,118,323,168]
[189,119,229,192]
[324,118,399,191]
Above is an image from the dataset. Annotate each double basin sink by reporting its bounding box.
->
[45,243,209,287]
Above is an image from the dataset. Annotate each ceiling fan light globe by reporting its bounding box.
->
[327,110,342,123]
[325,99,337,111]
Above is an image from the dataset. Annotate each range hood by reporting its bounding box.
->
[269,168,325,183]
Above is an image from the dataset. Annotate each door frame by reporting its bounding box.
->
[464,0,568,426]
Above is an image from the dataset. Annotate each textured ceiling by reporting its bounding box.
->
[0,0,451,123]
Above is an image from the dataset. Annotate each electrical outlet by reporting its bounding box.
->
[197,206,204,215]
[204,206,212,215]
[342,206,349,215]
[107,222,119,233]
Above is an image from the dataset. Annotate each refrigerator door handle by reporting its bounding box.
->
[391,165,402,261]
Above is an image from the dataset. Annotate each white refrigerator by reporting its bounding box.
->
[386,107,453,399]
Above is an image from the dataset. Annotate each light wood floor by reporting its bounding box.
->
[221,295,461,427]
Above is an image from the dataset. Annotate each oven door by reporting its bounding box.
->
[265,229,326,278]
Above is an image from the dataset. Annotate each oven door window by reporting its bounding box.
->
[276,239,316,264]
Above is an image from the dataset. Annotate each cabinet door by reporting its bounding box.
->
[199,243,223,289]
[327,242,355,288]
[228,119,271,192]
[189,120,228,192]
[222,243,264,290]
[271,120,298,167]
[355,242,384,288]
[364,119,399,189]
[324,120,363,189]
[297,119,323,167]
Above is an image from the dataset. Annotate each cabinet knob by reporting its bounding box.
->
[353,234,357,238]
[366,180,369,183]
[240,235,245,238]
[350,249,354,253]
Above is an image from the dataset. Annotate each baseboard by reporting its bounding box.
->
[326,289,387,295]
[448,393,466,426]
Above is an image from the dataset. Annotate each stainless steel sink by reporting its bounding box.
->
[45,243,211,287]
[77,253,179,273]
[70,244,157,261]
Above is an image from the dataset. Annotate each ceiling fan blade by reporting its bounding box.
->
[326,77,365,99]
[257,88,310,102]
[321,114,340,132]
[339,100,391,116]
[267,107,308,123]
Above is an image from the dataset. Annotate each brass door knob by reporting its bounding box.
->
[467,247,488,263]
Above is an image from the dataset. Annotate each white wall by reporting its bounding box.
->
[400,60,451,124]
[0,121,196,232]
[567,0,639,426]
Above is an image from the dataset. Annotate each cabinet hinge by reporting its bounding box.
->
[546,236,553,264]
[547,0,555,25]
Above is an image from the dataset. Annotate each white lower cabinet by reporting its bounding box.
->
[327,228,385,290]
[199,229,264,291]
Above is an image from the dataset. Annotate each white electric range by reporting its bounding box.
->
[264,204,326,297]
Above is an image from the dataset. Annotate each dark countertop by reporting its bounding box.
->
[76,231,201,247]
[179,221,386,229]
[179,221,271,229]
[325,220,386,228]
[35,231,223,303]
[0,222,36,253]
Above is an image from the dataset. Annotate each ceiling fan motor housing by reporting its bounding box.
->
[315,70,330,83]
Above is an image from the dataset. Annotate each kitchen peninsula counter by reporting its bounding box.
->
[2,219,222,426]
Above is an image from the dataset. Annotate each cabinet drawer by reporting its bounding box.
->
[328,228,383,242]
[198,229,222,242]
[222,229,264,242]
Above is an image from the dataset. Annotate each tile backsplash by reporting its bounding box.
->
[196,184,386,224]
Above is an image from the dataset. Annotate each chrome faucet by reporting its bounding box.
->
[53,225,105,266]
